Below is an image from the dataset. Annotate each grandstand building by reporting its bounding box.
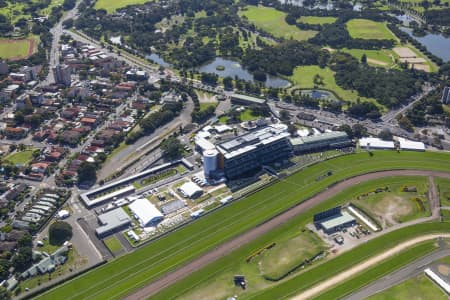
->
[216,125,292,178]
[290,131,352,154]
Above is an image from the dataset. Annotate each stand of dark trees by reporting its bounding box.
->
[330,52,427,109]
[424,8,450,26]
[242,40,326,76]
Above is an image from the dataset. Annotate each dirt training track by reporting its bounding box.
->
[124,170,450,300]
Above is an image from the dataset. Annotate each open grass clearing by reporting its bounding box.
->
[239,6,317,41]
[297,16,337,25]
[260,229,326,280]
[351,177,429,227]
[288,66,379,107]
[340,48,394,67]
[37,151,450,300]
[94,0,151,13]
[346,19,396,40]
[104,236,123,254]
[367,273,447,300]
[219,108,264,123]
[4,149,35,165]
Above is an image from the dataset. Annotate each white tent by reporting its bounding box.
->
[128,198,163,227]
[179,182,203,199]
[359,137,395,150]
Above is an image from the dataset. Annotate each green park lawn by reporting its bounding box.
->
[94,0,151,13]
[346,19,397,40]
[289,66,378,106]
[4,150,35,165]
[36,151,450,300]
[367,274,448,300]
[219,108,264,123]
[239,6,317,41]
[297,16,337,25]
[104,236,123,254]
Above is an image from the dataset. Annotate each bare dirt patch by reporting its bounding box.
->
[367,58,388,66]
[393,47,416,58]
[374,195,413,225]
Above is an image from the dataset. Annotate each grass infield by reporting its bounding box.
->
[297,16,337,25]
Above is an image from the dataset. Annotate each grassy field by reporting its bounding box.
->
[36,151,450,300]
[171,176,434,299]
[260,229,326,280]
[94,0,151,13]
[315,241,440,300]
[4,150,35,165]
[239,6,317,41]
[0,37,36,60]
[436,178,450,206]
[367,273,448,300]
[219,108,263,123]
[340,48,395,67]
[346,19,396,40]
[297,16,337,25]
[289,66,378,106]
[104,236,123,254]
[352,176,430,226]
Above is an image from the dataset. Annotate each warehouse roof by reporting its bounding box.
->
[320,211,355,230]
[96,208,131,236]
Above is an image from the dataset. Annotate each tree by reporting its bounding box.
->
[0,286,10,300]
[77,161,97,184]
[279,109,291,122]
[49,221,73,246]
[337,124,353,139]
[161,136,184,160]
[378,129,393,141]
[12,247,32,272]
[361,53,367,64]
[352,124,368,138]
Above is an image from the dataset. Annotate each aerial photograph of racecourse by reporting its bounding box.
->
[0,0,449,299]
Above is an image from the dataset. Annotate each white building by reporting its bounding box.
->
[128,198,163,227]
[179,182,203,199]
[359,137,395,150]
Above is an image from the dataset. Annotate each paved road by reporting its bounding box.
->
[123,170,450,300]
[344,243,450,300]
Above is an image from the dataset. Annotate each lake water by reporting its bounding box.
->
[198,57,290,88]
[146,53,172,68]
[400,27,450,62]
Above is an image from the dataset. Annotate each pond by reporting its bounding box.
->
[400,27,450,62]
[198,57,290,88]
[145,53,172,68]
